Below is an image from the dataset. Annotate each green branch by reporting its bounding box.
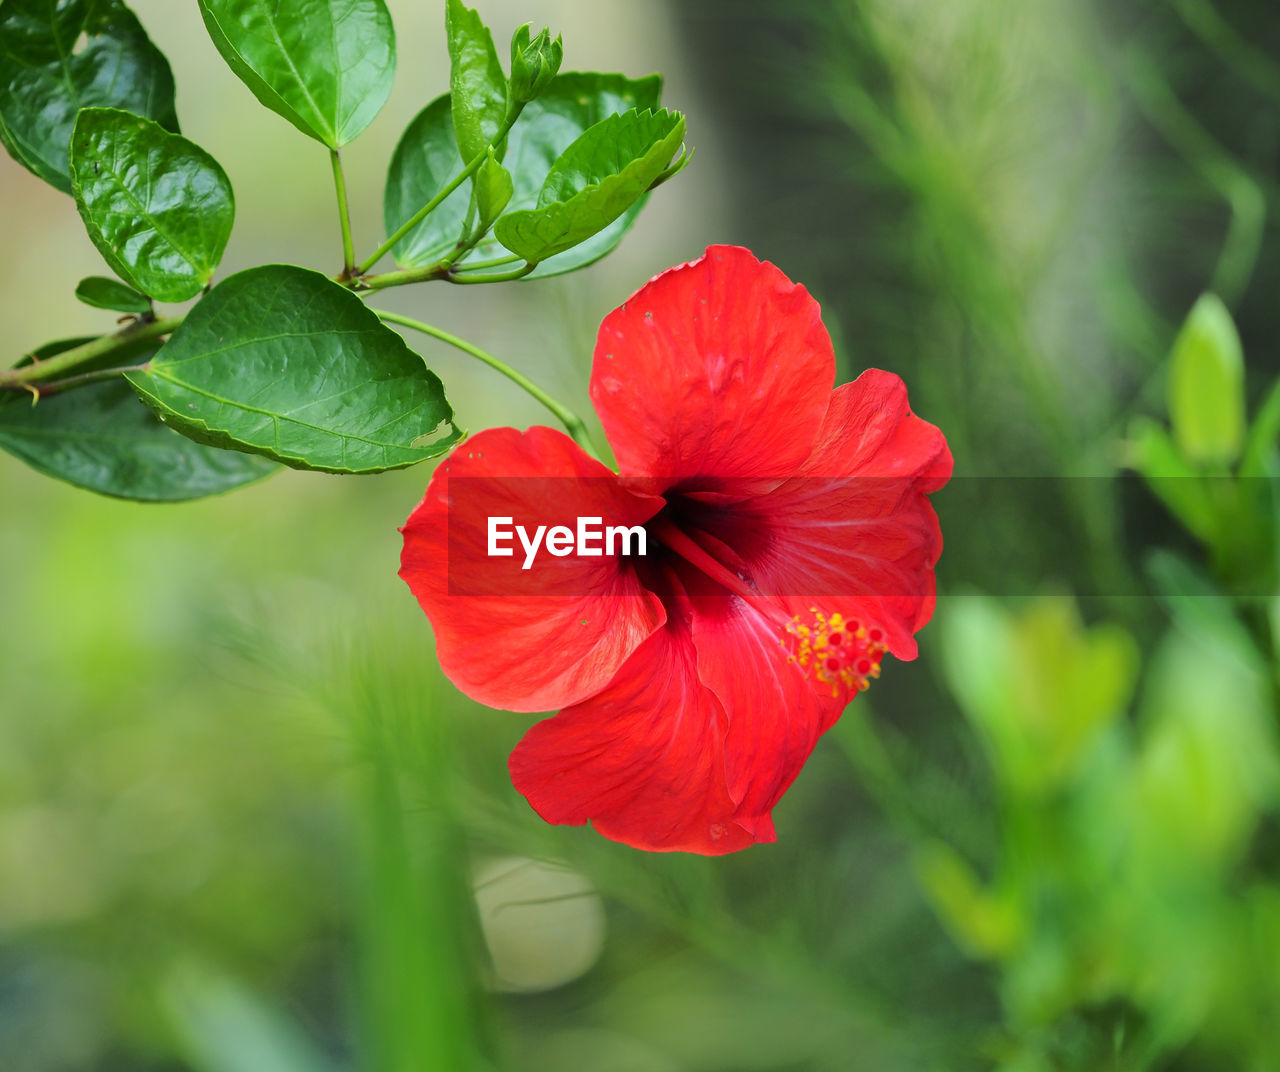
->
[1,316,182,388]
[370,308,597,457]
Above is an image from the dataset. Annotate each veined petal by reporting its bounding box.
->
[801,370,953,489]
[399,426,665,713]
[686,593,843,836]
[509,622,759,855]
[694,371,950,661]
[591,246,834,487]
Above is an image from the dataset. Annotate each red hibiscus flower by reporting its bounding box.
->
[400,245,951,854]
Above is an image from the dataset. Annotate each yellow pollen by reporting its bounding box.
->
[781,607,887,698]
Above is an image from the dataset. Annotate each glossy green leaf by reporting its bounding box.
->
[70,108,234,303]
[384,73,662,276]
[495,108,685,264]
[384,96,470,268]
[197,0,395,148]
[75,276,151,314]
[1168,293,1245,467]
[0,338,277,501]
[446,0,506,165]
[474,150,513,234]
[0,0,177,193]
[126,265,462,474]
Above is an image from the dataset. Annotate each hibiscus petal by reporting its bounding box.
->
[509,623,759,854]
[399,426,665,713]
[801,370,953,489]
[691,371,951,661]
[591,245,834,487]
[685,594,844,836]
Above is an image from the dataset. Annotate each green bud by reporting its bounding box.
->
[509,24,563,105]
[1167,293,1246,468]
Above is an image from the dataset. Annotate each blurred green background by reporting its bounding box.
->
[5,1,1280,1069]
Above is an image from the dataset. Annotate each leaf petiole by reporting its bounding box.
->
[370,307,597,458]
[451,253,523,273]
[444,262,535,285]
[330,148,357,276]
[28,363,153,398]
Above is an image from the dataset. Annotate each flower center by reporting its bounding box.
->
[783,609,887,698]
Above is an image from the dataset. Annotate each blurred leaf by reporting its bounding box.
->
[1167,293,1245,467]
[385,73,663,276]
[915,842,1022,959]
[446,0,507,165]
[473,150,513,234]
[1240,376,1280,479]
[71,108,234,302]
[0,338,277,501]
[126,265,462,473]
[1125,416,1217,543]
[0,0,178,193]
[1135,621,1280,870]
[942,597,1137,795]
[1143,549,1255,652]
[161,961,338,1072]
[495,108,686,263]
[75,276,151,314]
[197,0,395,148]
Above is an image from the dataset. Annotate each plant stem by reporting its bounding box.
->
[445,262,535,285]
[357,262,452,291]
[452,253,523,273]
[1,317,182,388]
[331,148,356,277]
[370,308,597,457]
[356,105,525,275]
[31,363,152,397]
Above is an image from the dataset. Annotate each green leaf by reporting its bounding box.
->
[914,842,1021,959]
[384,95,470,268]
[1241,376,1280,479]
[0,338,277,501]
[446,0,506,165]
[384,72,662,276]
[75,276,151,314]
[942,597,1137,796]
[495,107,685,264]
[125,265,462,474]
[197,0,395,148]
[0,0,178,193]
[1136,623,1279,870]
[1167,293,1246,467]
[1125,416,1217,543]
[70,108,234,303]
[473,149,513,234]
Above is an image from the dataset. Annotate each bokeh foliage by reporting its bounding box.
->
[5,0,1280,1070]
